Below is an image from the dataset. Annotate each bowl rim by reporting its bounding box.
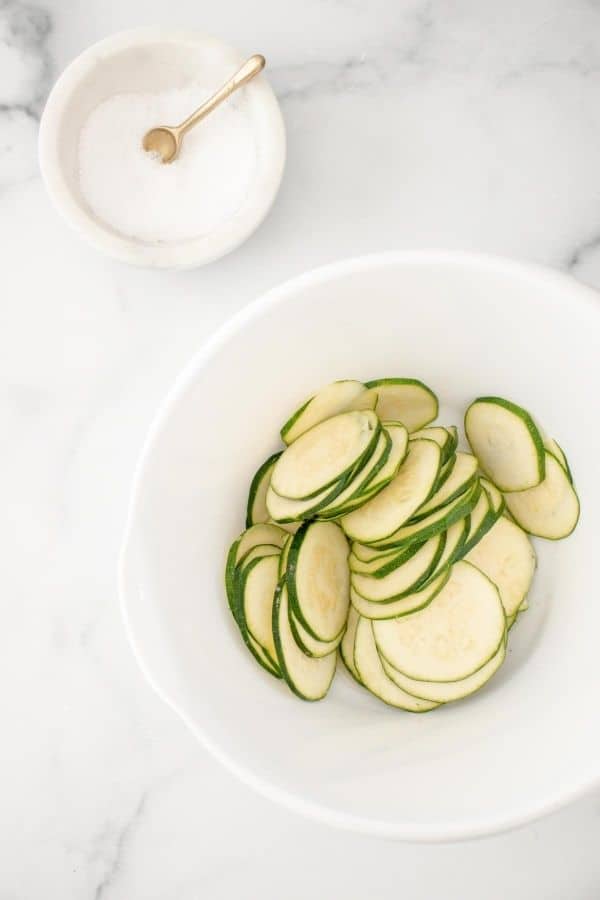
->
[119,249,600,841]
[38,27,286,269]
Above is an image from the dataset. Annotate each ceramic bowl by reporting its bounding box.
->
[38,28,285,268]
[120,251,600,840]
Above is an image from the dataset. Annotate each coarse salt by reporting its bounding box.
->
[78,81,257,243]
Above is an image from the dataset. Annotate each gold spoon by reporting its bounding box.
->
[142,54,266,164]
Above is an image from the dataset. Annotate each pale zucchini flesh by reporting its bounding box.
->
[465,396,545,491]
[287,521,350,642]
[367,422,409,491]
[354,616,439,711]
[272,410,379,500]
[350,568,450,620]
[381,641,506,703]
[281,380,367,444]
[504,452,580,539]
[317,430,392,517]
[235,524,289,561]
[466,515,536,618]
[341,439,442,543]
[348,539,426,577]
[272,582,337,700]
[366,378,439,432]
[373,561,506,682]
[543,436,573,483]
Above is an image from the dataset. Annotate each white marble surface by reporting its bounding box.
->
[3,0,600,896]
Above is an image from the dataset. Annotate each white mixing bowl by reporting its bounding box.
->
[120,251,600,840]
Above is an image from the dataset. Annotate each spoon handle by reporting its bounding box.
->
[177,54,265,135]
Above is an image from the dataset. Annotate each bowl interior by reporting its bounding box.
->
[40,31,285,265]
[121,253,600,839]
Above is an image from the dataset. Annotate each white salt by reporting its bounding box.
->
[78,82,257,243]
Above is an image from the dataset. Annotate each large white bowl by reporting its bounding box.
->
[120,251,600,840]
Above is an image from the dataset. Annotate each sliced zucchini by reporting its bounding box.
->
[459,483,502,557]
[381,641,506,703]
[370,480,481,551]
[238,554,281,665]
[518,598,529,612]
[350,568,450,620]
[466,515,536,619]
[465,396,545,491]
[373,561,506,682]
[349,540,425,577]
[340,439,442,543]
[339,605,361,682]
[237,543,282,569]
[353,616,439,711]
[366,378,438,432]
[272,581,336,700]
[246,452,281,527]
[504,452,580,540]
[424,515,470,576]
[411,452,478,520]
[317,430,392,518]
[289,606,344,658]
[367,422,409,492]
[544,437,573,484]
[235,524,289,560]
[432,453,457,494]
[280,380,367,444]
[287,521,350,642]
[246,632,282,678]
[410,426,457,465]
[348,387,379,412]
[226,524,287,617]
[480,477,504,514]
[351,534,445,602]
[268,519,301,534]
[279,534,292,577]
[271,410,380,500]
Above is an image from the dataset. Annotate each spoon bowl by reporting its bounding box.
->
[142,126,179,163]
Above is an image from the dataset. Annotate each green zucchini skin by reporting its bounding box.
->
[246,452,281,528]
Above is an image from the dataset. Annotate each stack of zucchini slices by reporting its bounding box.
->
[226,381,579,709]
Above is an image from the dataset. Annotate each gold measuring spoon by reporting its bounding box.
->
[142,54,266,164]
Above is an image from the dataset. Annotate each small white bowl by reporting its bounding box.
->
[120,250,600,841]
[38,28,286,268]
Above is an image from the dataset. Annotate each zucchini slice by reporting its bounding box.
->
[237,544,281,569]
[349,540,425,577]
[289,607,344,658]
[381,641,506,703]
[236,524,289,560]
[287,521,350,642]
[543,437,573,483]
[339,605,361,682]
[279,534,292,577]
[367,422,409,492]
[466,515,536,618]
[465,396,545,491]
[411,452,478,521]
[317,430,392,517]
[272,582,336,700]
[353,617,439,711]
[246,632,282,678]
[280,380,371,444]
[410,426,457,465]
[370,480,481,551]
[366,378,439,432]
[459,483,502,557]
[504,452,580,540]
[373,561,506,682]
[350,568,450,620]
[351,534,445,602]
[246,452,281,527]
[271,410,380,500]
[341,439,442,543]
[238,554,281,665]
[423,515,470,579]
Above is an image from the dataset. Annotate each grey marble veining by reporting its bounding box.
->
[2,2,600,897]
